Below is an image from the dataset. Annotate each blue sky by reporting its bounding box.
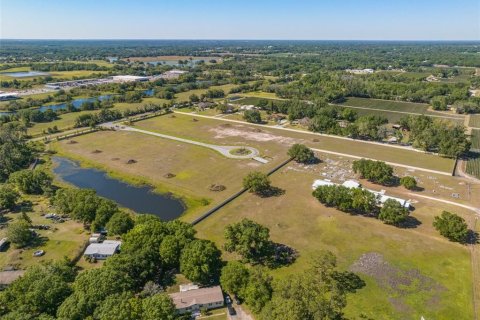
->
[1,0,479,40]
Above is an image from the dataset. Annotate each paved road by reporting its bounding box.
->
[106,124,260,159]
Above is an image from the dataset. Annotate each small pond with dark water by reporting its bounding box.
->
[52,156,185,220]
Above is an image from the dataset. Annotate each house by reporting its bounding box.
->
[311,179,411,209]
[312,179,335,189]
[84,240,121,260]
[0,270,25,290]
[240,105,256,110]
[0,238,9,251]
[342,180,360,189]
[169,286,224,314]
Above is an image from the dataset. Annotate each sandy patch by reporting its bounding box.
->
[209,125,298,145]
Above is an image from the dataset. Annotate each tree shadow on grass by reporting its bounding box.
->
[467,230,479,245]
[258,186,285,198]
[397,215,422,229]
[265,242,298,269]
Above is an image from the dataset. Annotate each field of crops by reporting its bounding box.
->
[340,97,430,113]
[471,129,480,150]
[469,115,480,128]
[466,154,480,179]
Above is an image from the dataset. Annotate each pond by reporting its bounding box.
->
[1,71,50,78]
[39,95,113,112]
[52,156,185,220]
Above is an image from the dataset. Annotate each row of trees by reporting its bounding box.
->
[399,115,470,157]
[313,185,410,226]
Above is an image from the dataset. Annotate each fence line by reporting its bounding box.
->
[191,158,292,225]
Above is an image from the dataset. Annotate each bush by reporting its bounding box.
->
[352,159,394,185]
[243,109,262,123]
[0,184,19,211]
[433,211,468,243]
[400,176,417,190]
[378,199,409,226]
[288,144,315,163]
[243,171,271,195]
[7,219,34,248]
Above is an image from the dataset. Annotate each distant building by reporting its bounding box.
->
[346,68,374,75]
[0,92,19,101]
[169,286,224,314]
[240,105,256,110]
[157,70,188,79]
[111,75,149,82]
[84,240,121,260]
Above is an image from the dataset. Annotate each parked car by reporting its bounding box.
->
[225,294,231,304]
[33,250,45,257]
[227,305,236,316]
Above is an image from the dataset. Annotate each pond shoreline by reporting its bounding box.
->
[51,155,193,221]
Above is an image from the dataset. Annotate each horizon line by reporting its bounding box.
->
[1,38,479,42]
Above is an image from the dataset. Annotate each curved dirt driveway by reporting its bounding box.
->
[120,126,259,159]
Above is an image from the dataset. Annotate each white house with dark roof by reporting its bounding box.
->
[84,240,121,260]
[169,286,224,314]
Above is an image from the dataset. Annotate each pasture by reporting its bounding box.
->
[53,127,286,219]
[194,159,476,320]
[469,115,480,128]
[136,113,455,173]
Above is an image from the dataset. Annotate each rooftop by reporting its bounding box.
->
[84,240,121,256]
[170,286,224,309]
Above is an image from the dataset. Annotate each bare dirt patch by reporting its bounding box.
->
[209,125,298,145]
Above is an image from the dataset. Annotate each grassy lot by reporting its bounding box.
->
[339,97,431,113]
[471,129,480,150]
[194,161,476,320]
[135,113,455,173]
[470,115,480,128]
[466,154,480,179]
[52,128,285,220]
[0,195,88,270]
[175,83,240,102]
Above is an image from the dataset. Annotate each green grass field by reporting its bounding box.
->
[194,165,475,320]
[469,115,480,128]
[340,97,431,113]
[0,195,88,270]
[53,126,286,219]
[471,129,480,150]
[466,154,480,179]
[136,113,454,173]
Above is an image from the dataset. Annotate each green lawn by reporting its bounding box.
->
[0,195,88,270]
[194,166,475,320]
[469,115,480,128]
[135,113,455,173]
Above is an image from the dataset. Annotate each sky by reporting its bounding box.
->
[1,0,479,40]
